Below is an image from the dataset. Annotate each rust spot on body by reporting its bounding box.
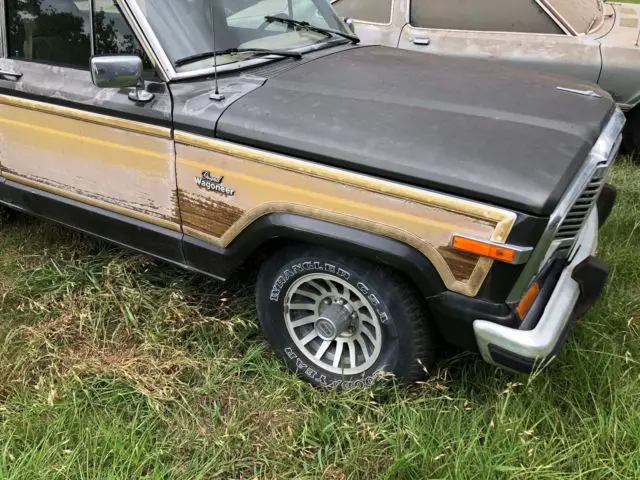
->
[180,191,244,238]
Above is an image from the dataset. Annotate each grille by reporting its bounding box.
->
[554,160,612,255]
[507,110,625,305]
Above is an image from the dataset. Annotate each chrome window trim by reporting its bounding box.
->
[538,0,606,36]
[506,108,626,305]
[117,0,173,81]
[0,0,7,57]
[535,0,576,36]
[89,0,95,56]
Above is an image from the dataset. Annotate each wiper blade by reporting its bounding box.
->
[175,47,302,67]
[264,15,360,44]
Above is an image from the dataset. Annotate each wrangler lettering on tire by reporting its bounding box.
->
[257,245,438,387]
[269,262,351,301]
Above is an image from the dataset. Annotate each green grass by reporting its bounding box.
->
[1,160,640,479]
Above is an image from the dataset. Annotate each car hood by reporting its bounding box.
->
[216,46,615,216]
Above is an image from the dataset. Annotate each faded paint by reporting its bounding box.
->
[0,62,519,297]
[398,25,601,83]
[180,191,245,238]
[0,58,178,228]
[175,133,516,297]
[348,0,640,110]
[0,98,181,228]
[0,59,172,121]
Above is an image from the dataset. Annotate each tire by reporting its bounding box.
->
[256,245,438,388]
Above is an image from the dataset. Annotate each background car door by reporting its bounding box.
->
[0,0,182,261]
[399,0,602,83]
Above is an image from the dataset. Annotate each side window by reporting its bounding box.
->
[5,0,153,71]
[6,0,91,67]
[410,0,564,34]
[93,0,153,71]
[332,0,393,24]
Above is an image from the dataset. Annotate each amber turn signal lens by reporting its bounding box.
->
[451,236,518,264]
[516,282,541,320]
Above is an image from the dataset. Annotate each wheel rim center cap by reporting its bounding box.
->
[315,300,355,341]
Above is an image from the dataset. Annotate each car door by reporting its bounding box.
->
[331,0,402,46]
[0,0,182,262]
[398,0,602,83]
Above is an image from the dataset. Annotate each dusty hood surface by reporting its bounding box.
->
[216,46,615,216]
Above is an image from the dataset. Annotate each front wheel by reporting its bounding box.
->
[256,245,438,388]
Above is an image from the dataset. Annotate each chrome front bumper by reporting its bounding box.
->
[474,208,600,371]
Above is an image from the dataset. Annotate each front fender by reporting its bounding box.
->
[182,213,447,299]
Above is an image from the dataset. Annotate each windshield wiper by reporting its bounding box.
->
[175,47,302,67]
[264,16,360,44]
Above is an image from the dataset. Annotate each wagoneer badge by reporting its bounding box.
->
[195,171,235,196]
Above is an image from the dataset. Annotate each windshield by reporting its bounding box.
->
[130,0,348,72]
[546,0,603,34]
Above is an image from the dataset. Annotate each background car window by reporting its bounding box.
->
[546,0,601,34]
[410,0,563,34]
[6,0,91,67]
[226,0,333,31]
[331,0,393,24]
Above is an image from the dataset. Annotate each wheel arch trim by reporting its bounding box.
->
[183,212,447,299]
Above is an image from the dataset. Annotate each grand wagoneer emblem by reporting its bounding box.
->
[195,171,235,196]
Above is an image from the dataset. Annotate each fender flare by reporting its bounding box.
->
[183,213,446,299]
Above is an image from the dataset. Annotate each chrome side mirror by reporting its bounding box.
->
[90,55,154,103]
[344,17,355,34]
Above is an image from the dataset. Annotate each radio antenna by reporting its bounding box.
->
[209,3,225,101]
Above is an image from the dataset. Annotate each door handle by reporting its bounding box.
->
[0,69,23,80]
[413,37,431,46]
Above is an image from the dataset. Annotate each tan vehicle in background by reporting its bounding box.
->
[333,0,640,151]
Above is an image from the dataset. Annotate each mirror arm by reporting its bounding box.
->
[128,78,154,103]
